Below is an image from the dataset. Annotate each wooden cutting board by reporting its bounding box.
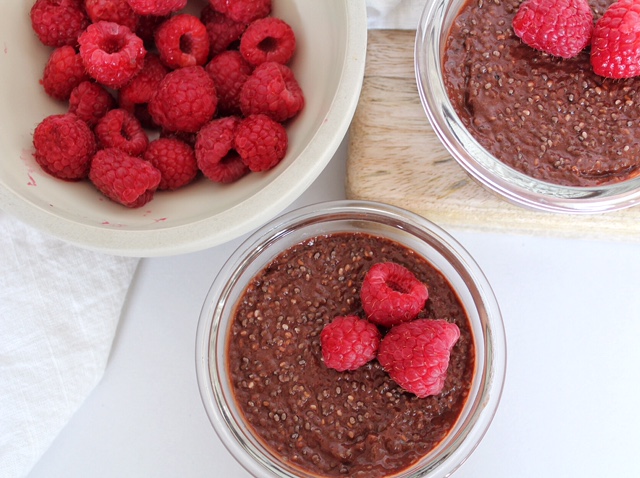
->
[346,30,640,242]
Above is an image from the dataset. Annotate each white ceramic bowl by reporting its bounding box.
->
[0,0,367,256]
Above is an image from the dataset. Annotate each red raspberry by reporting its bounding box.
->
[377,319,460,398]
[94,108,149,156]
[205,50,253,116]
[32,113,97,181]
[69,81,116,126]
[89,148,161,207]
[155,14,210,69]
[195,116,249,183]
[208,0,271,24]
[591,0,640,78]
[239,17,296,66]
[143,138,198,190]
[320,315,381,372]
[118,53,168,127]
[126,0,187,16]
[78,21,147,89]
[512,0,593,59]
[201,6,248,56]
[234,114,287,172]
[30,0,89,47]
[360,262,429,328]
[240,61,304,122]
[149,66,218,133]
[84,0,139,31]
[40,45,89,101]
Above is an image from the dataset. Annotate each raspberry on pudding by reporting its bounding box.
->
[360,262,429,327]
[320,315,381,372]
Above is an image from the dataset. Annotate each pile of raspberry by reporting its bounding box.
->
[29,0,304,208]
[320,262,461,399]
[512,0,640,79]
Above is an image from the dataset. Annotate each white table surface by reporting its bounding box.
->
[27,135,640,478]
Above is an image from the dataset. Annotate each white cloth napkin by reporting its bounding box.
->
[0,211,138,478]
[0,1,423,477]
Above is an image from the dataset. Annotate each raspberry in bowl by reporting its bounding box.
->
[196,200,506,478]
[0,0,367,256]
[416,0,640,213]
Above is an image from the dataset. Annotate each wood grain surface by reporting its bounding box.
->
[346,30,640,242]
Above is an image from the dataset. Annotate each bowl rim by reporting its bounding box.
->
[414,0,640,214]
[0,0,368,257]
[195,199,507,478]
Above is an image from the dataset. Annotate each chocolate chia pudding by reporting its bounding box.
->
[442,0,640,187]
[227,232,475,477]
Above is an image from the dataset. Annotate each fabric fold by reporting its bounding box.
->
[0,211,138,478]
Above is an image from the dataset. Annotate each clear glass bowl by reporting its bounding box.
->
[196,200,506,478]
[415,0,640,213]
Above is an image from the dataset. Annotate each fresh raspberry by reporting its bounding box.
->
[148,66,218,133]
[69,80,116,126]
[205,50,253,115]
[360,262,429,328]
[320,315,381,372]
[512,0,593,59]
[201,6,248,56]
[234,114,287,172]
[208,0,271,24]
[155,14,210,69]
[30,0,89,47]
[89,147,161,207]
[240,61,304,122]
[40,45,89,101]
[94,108,149,156]
[195,116,249,183]
[377,319,460,398]
[84,0,139,31]
[126,0,187,16]
[239,17,296,66]
[78,21,147,89]
[118,53,168,128]
[143,138,198,190]
[32,113,97,181]
[591,0,640,78]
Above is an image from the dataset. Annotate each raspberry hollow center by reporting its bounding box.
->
[220,150,240,165]
[101,35,126,55]
[386,278,410,294]
[180,34,194,55]
[257,37,278,53]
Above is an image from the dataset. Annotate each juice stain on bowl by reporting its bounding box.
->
[227,232,475,477]
[442,0,640,187]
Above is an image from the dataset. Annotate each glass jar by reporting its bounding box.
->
[196,200,506,477]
